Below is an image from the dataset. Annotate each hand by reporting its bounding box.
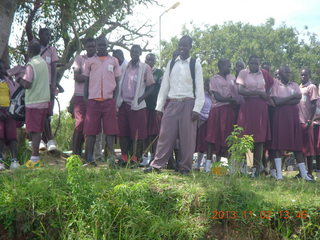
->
[156,110,163,118]
[191,111,199,121]
[0,111,8,121]
[138,96,144,105]
[259,91,268,100]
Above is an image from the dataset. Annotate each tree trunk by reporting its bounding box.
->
[0,0,18,62]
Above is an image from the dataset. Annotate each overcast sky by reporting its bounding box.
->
[57,0,320,112]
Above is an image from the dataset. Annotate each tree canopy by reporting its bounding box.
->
[161,18,320,83]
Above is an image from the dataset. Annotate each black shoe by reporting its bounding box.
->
[143,166,161,173]
[83,161,97,167]
[294,173,301,179]
[179,170,190,175]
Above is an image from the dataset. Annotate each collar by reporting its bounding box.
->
[129,59,140,68]
[300,81,311,88]
[175,56,191,63]
[247,68,262,75]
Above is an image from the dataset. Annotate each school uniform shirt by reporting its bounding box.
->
[72,54,89,96]
[270,80,301,99]
[121,60,154,103]
[23,63,49,109]
[298,81,318,124]
[236,69,265,92]
[210,74,238,108]
[83,55,121,100]
[156,56,205,113]
[40,46,59,84]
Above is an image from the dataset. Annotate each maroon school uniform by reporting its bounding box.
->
[270,81,303,151]
[206,74,238,155]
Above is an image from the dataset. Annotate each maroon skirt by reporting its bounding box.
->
[195,121,208,153]
[301,123,315,157]
[271,104,302,151]
[206,104,238,156]
[314,125,320,155]
[237,97,270,143]
[147,109,161,136]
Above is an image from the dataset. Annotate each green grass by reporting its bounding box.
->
[0,158,319,240]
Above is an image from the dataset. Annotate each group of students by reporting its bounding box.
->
[1,28,320,181]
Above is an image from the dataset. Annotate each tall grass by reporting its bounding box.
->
[0,158,319,239]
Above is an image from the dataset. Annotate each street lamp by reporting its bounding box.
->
[159,2,180,68]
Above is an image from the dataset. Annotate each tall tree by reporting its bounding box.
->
[4,0,157,81]
[161,19,320,82]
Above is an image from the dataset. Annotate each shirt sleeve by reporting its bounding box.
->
[113,58,121,78]
[51,47,59,63]
[210,75,219,92]
[72,55,82,74]
[309,84,318,101]
[144,64,155,86]
[82,58,91,77]
[155,61,171,112]
[193,58,205,113]
[270,81,278,97]
[22,65,34,83]
[236,69,246,86]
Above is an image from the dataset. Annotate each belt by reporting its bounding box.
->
[168,97,194,102]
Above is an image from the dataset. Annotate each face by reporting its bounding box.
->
[274,69,280,78]
[248,57,260,73]
[279,66,291,83]
[220,61,231,75]
[85,41,96,57]
[145,54,156,68]
[39,30,51,46]
[300,69,310,84]
[96,38,108,56]
[113,51,124,65]
[178,38,192,59]
[130,46,141,63]
[235,62,244,74]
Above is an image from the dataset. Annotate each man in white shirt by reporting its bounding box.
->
[145,35,205,174]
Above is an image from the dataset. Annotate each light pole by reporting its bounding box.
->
[159,1,180,68]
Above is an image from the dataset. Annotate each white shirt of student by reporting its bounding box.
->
[156,56,205,113]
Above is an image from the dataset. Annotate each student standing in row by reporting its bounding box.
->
[298,67,318,177]
[270,65,313,181]
[17,41,50,168]
[71,37,96,156]
[116,45,155,165]
[81,36,121,166]
[146,35,205,174]
[206,59,239,172]
[140,53,163,166]
[236,55,274,177]
[0,60,19,170]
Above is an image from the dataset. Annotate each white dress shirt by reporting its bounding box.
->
[156,56,205,113]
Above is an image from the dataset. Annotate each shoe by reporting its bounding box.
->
[143,166,161,173]
[24,160,43,169]
[270,169,277,179]
[0,163,5,170]
[179,170,190,175]
[140,155,150,167]
[47,140,57,151]
[82,161,97,167]
[118,154,128,166]
[39,140,47,151]
[294,173,301,179]
[10,159,20,169]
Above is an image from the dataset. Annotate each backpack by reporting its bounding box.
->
[8,86,25,121]
[169,57,196,97]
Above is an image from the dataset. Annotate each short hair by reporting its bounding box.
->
[84,37,95,45]
[39,28,50,36]
[248,55,260,63]
[301,67,311,75]
[146,53,155,58]
[113,49,124,57]
[131,44,142,53]
[28,40,41,55]
[217,58,230,69]
[180,35,193,45]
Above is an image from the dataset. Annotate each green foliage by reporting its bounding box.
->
[226,125,254,175]
[0,167,319,239]
[161,19,320,83]
[51,110,74,151]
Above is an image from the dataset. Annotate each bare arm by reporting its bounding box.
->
[74,73,88,83]
[212,91,236,104]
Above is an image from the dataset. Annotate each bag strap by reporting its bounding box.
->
[40,46,50,56]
